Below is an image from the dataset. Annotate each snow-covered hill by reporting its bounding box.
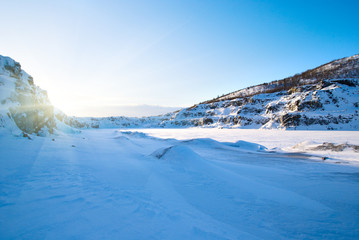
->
[163,78,359,130]
[212,54,359,102]
[0,55,75,136]
[76,54,359,130]
[170,54,359,130]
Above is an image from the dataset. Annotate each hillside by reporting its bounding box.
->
[207,54,359,103]
[0,55,75,136]
[77,54,359,130]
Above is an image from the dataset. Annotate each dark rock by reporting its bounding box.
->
[298,100,323,111]
[22,132,32,140]
[198,118,214,125]
[280,113,301,127]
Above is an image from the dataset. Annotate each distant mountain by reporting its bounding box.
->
[78,54,359,130]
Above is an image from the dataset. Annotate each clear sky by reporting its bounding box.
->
[1,0,358,117]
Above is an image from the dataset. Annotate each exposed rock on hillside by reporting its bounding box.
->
[0,55,72,135]
[76,54,359,130]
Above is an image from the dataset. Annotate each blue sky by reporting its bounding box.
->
[1,0,358,117]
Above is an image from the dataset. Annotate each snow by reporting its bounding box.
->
[137,127,358,146]
[0,54,61,136]
[0,53,359,239]
[70,78,359,130]
[1,128,359,239]
[216,53,359,102]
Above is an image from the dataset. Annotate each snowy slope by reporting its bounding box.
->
[162,79,359,130]
[160,54,359,129]
[213,54,359,102]
[74,54,359,130]
[0,55,75,136]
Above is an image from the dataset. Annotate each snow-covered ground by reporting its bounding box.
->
[1,128,359,239]
[136,128,359,164]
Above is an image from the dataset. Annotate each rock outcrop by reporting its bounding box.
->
[76,54,359,130]
[0,55,71,135]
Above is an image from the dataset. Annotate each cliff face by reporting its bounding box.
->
[0,55,65,135]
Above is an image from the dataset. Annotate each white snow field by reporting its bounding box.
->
[1,128,359,239]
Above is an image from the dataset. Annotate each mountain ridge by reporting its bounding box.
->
[202,53,359,104]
